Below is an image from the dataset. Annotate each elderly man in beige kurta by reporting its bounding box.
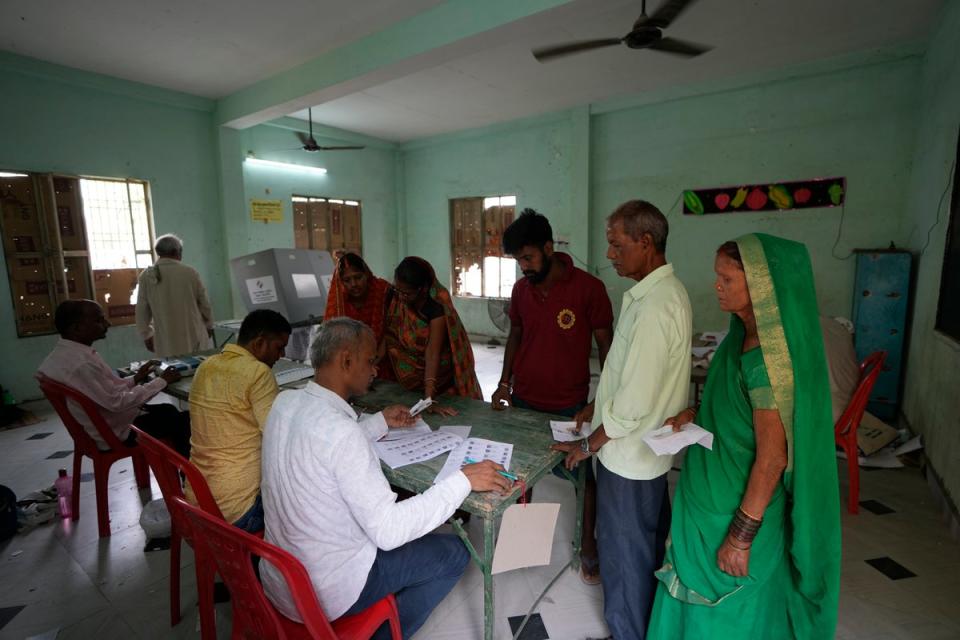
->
[136,234,214,357]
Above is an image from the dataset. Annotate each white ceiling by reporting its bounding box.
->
[0,0,445,97]
[0,0,945,142]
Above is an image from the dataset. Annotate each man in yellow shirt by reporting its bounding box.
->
[187,309,291,531]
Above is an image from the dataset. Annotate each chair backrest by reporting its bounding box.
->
[131,426,224,528]
[36,374,128,452]
[834,351,887,438]
[171,496,338,640]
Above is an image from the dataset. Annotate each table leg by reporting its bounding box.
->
[450,516,496,640]
[483,515,496,640]
[558,462,587,569]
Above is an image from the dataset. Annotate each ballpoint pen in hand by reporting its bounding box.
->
[465,457,518,481]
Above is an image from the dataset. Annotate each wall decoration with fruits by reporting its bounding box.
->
[681,177,845,215]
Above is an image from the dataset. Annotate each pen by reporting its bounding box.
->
[464,457,518,481]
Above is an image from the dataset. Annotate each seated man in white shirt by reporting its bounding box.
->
[261,317,512,639]
[37,299,191,456]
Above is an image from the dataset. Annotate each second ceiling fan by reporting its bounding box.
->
[297,108,365,152]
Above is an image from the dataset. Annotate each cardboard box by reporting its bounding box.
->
[856,411,899,456]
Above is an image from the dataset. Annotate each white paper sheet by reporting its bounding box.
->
[893,435,922,456]
[373,431,463,469]
[491,503,561,574]
[409,397,433,417]
[434,437,513,484]
[700,330,728,345]
[549,420,591,442]
[245,276,278,304]
[691,346,716,358]
[378,418,432,442]
[438,425,472,440]
[643,423,714,456]
[836,449,905,469]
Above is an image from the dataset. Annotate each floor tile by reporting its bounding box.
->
[859,499,896,515]
[0,606,25,631]
[2,343,959,640]
[866,557,918,580]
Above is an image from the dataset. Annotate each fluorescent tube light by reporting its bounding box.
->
[0,172,28,178]
[244,157,327,175]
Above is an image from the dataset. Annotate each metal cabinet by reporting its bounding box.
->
[851,249,912,421]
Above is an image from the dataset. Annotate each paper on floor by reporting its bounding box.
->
[492,503,560,574]
[691,346,716,358]
[700,330,728,344]
[643,423,714,456]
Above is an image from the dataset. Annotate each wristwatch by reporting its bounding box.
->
[580,437,594,456]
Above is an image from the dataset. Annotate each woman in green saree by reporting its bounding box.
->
[647,234,840,639]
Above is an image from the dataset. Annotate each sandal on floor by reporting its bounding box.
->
[579,555,601,586]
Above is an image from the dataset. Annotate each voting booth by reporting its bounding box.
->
[230,248,334,323]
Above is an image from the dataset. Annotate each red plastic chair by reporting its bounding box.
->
[834,351,887,514]
[171,496,402,640]
[132,426,224,639]
[36,374,151,538]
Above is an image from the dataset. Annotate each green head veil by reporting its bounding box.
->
[737,233,840,637]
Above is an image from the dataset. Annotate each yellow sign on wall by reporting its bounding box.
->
[250,199,283,223]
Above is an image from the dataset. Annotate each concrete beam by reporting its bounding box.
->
[215,0,578,129]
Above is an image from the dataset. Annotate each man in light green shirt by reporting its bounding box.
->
[554,200,691,640]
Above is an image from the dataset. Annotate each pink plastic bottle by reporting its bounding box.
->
[54,469,72,519]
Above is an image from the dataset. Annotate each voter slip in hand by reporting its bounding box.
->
[409,397,433,417]
[549,420,592,442]
[642,423,714,456]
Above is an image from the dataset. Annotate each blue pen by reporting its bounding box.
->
[465,457,518,482]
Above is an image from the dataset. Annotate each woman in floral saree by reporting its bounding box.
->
[382,257,482,408]
[648,233,840,639]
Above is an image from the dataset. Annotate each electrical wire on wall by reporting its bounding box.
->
[919,155,957,256]
[830,202,854,260]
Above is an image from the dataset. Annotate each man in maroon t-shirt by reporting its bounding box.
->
[492,208,613,584]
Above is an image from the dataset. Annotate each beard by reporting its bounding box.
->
[523,256,552,284]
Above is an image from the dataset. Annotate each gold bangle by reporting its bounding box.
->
[738,506,763,523]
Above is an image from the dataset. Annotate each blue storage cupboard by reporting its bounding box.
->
[851,249,912,421]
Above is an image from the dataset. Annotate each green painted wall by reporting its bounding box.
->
[0,55,226,401]
[241,124,400,271]
[399,56,922,339]
[400,109,590,336]
[590,56,922,331]
[225,120,400,316]
[900,0,960,505]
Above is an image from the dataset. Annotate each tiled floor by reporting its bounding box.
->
[1,342,959,639]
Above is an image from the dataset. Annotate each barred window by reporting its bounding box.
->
[450,195,517,298]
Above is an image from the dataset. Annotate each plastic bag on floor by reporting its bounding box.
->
[140,498,171,538]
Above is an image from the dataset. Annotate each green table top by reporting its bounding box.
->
[354,381,569,518]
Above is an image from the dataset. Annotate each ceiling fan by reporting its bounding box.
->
[532,0,712,63]
[296,108,365,152]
